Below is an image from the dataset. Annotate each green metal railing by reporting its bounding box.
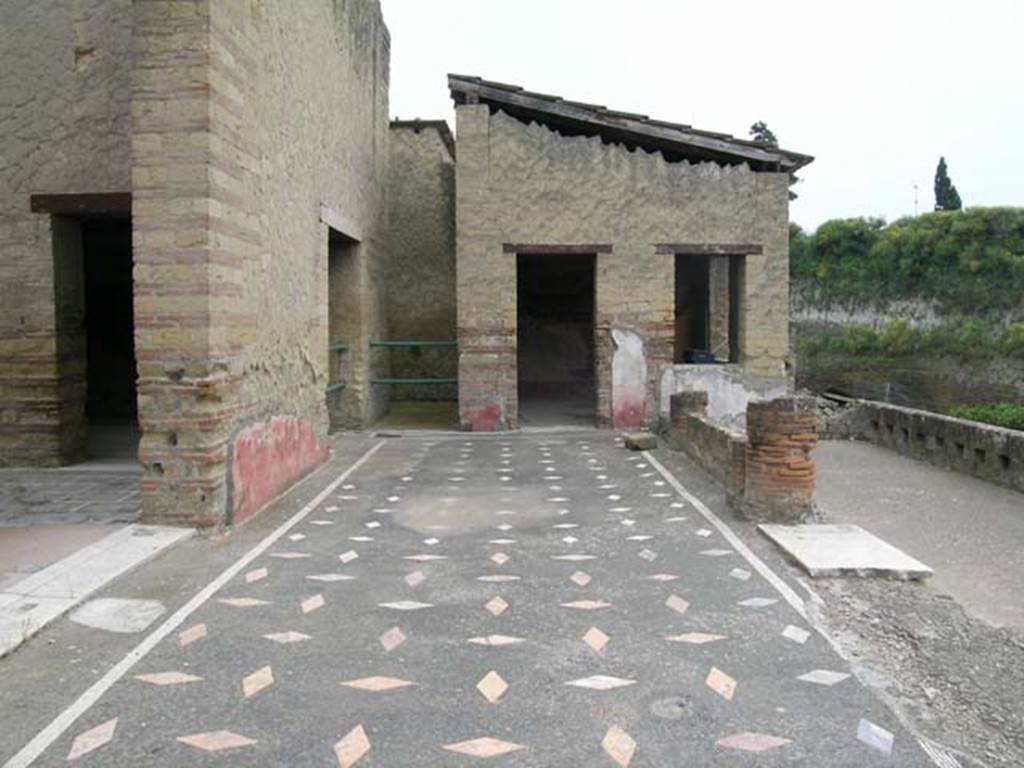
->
[327,343,347,394]
[370,340,457,386]
[327,340,458,392]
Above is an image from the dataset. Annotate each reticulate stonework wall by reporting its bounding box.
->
[386,124,457,400]
[0,0,132,465]
[456,105,791,431]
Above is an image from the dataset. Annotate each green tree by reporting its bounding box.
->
[934,156,963,211]
[749,120,778,147]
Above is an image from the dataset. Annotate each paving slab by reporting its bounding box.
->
[758,523,934,579]
[0,434,937,767]
[0,524,192,656]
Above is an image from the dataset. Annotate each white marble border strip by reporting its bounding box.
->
[2,440,386,768]
[0,525,193,658]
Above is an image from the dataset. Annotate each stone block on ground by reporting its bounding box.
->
[758,523,933,580]
[623,432,657,451]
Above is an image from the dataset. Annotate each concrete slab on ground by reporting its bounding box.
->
[759,523,933,580]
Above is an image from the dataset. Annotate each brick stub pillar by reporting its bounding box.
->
[739,396,818,522]
[669,390,708,429]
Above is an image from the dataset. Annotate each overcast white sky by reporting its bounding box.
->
[382,0,1023,230]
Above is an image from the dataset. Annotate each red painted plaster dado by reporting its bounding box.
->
[611,328,648,429]
[462,403,505,431]
[231,416,329,524]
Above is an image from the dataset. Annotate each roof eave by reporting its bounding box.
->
[448,74,813,172]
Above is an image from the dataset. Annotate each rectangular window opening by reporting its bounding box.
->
[674,254,743,364]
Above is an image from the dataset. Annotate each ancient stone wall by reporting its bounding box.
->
[0,0,132,465]
[131,0,389,526]
[385,122,457,401]
[455,106,791,431]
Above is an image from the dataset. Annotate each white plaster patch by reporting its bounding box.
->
[70,599,166,634]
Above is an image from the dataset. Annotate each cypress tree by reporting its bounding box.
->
[934,157,963,211]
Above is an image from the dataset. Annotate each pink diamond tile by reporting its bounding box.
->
[379,627,406,652]
[551,554,596,561]
[485,596,509,616]
[490,552,510,565]
[665,632,727,644]
[665,595,690,615]
[177,731,257,752]
[334,724,371,767]
[565,675,635,690]
[637,549,657,562]
[570,571,592,586]
[403,554,447,561]
[466,635,526,646]
[476,670,509,702]
[404,570,426,587]
[264,631,310,643]
[269,551,310,559]
[339,550,359,564]
[341,676,413,691]
[560,600,611,610]
[67,718,117,760]
[646,574,679,582]
[442,737,525,757]
[177,623,207,647]
[602,725,637,767]
[782,625,811,644]
[716,732,792,752]
[245,567,268,583]
[242,665,274,698]
[307,573,356,582]
[379,600,433,610]
[218,597,270,608]
[582,626,610,652]
[705,667,737,700]
[134,671,202,686]
[301,594,325,613]
[478,575,520,582]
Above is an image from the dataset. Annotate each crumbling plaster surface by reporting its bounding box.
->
[386,124,457,401]
[213,0,390,521]
[0,0,132,465]
[660,364,791,424]
[456,106,791,430]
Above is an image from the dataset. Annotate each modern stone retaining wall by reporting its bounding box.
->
[664,392,818,522]
[827,396,1024,493]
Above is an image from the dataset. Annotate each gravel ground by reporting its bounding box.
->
[810,578,1024,768]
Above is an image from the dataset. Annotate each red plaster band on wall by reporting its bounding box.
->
[230,416,330,524]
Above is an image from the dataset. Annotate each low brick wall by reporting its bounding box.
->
[832,397,1024,493]
[663,392,818,522]
[665,391,745,497]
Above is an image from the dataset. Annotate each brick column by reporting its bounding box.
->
[741,396,818,522]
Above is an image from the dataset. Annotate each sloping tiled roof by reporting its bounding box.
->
[448,74,812,172]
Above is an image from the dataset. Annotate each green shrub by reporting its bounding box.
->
[797,320,1024,361]
[948,403,1024,431]
[792,208,1024,319]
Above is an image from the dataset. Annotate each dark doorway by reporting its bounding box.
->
[82,218,138,460]
[516,253,595,427]
[674,254,710,363]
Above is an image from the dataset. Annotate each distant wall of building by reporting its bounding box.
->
[0,0,133,465]
[455,106,791,431]
[386,121,457,401]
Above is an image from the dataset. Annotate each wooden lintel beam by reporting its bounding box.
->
[655,243,763,256]
[29,192,131,216]
[503,243,613,254]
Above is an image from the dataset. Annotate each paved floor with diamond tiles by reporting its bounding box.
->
[0,432,937,767]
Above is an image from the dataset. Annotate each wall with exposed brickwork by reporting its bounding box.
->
[132,0,390,526]
[385,122,457,401]
[455,106,791,431]
[0,0,132,465]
